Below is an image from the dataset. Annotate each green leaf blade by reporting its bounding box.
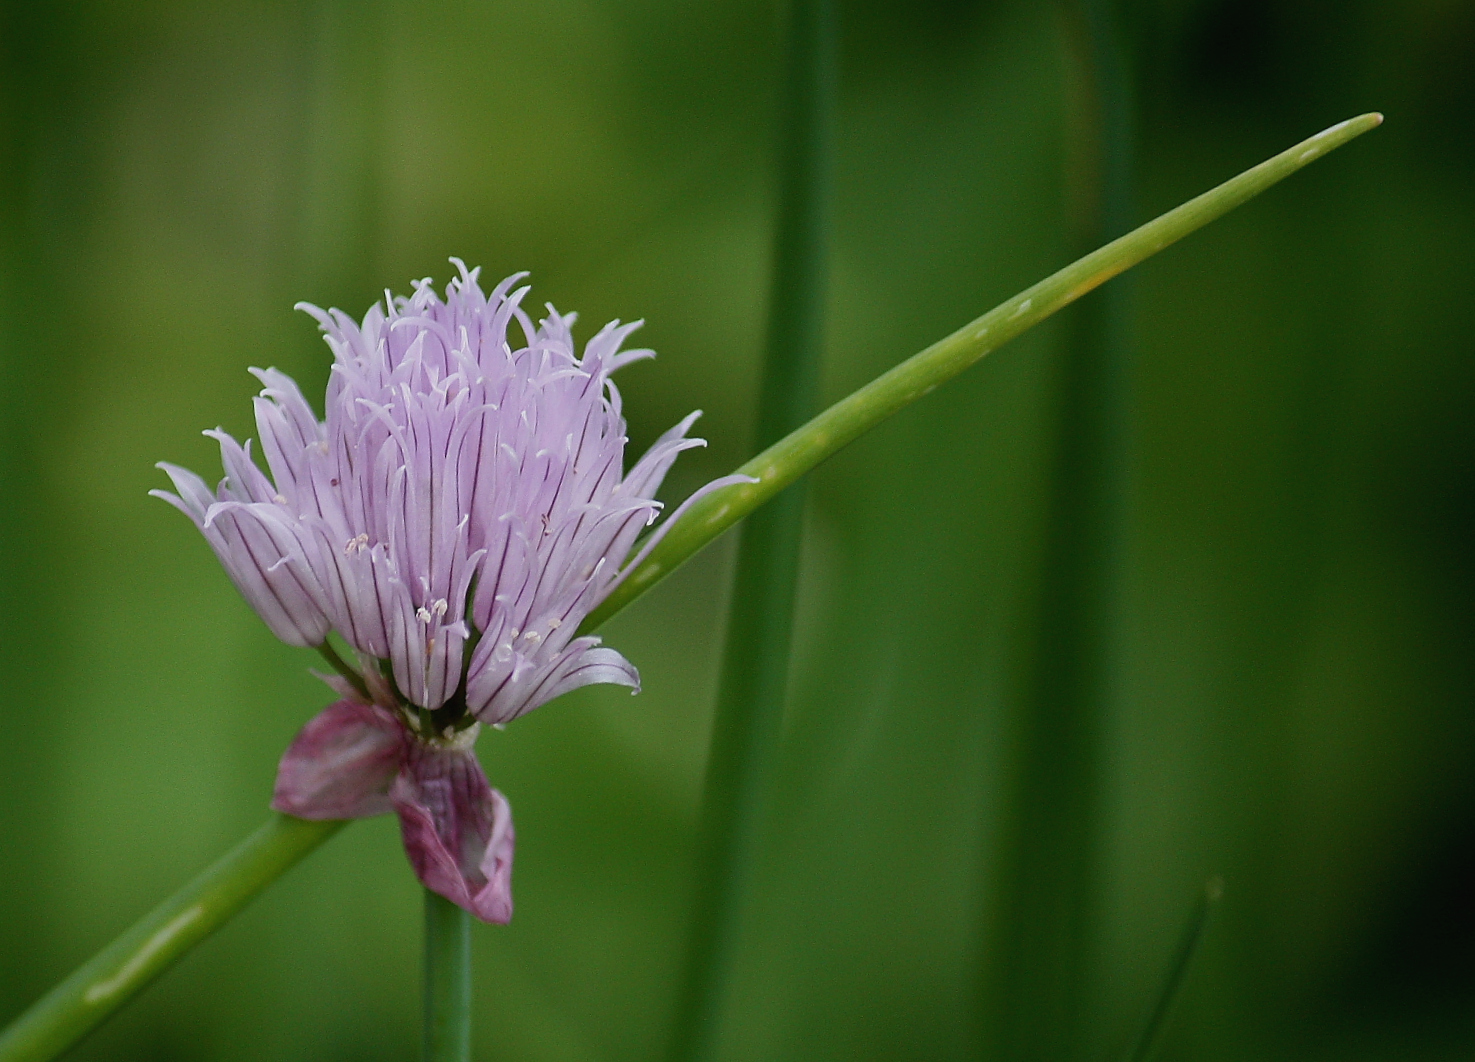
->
[0,816,343,1062]
[585,112,1383,633]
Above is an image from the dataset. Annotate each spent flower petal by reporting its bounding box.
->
[155,261,748,919]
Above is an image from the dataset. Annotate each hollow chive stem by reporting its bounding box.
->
[422,888,472,1062]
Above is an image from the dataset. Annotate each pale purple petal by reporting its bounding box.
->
[205,430,277,504]
[468,636,639,727]
[150,463,215,522]
[301,524,404,659]
[249,367,331,515]
[391,741,515,924]
[620,410,707,500]
[198,502,330,647]
[271,700,405,819]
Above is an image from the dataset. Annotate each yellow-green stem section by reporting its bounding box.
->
[0,816,343,1062]
[582,112,1383,634]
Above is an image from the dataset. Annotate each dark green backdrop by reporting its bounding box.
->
[1,1,1471,1060]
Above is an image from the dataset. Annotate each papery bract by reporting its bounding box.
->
[392,740,515,924]
[272,699,515,923]
[270,700,402,820]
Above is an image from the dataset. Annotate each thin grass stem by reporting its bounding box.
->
[1123,878,1224,1062]
[318,639,371,700]
[662,2,835,1061]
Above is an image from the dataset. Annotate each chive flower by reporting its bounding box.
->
[154,261,745,921]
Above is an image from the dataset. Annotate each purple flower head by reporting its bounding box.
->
[155,261,747,921]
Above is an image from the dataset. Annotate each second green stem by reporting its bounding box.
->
[663,2,835,1061]
[985,3,1133,1058]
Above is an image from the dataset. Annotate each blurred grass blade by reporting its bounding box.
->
[986,4,1134,1057]
[422,889,472,1062]
[0,816,343,1062]
[663,1,835,1060]
[1124,878,1224,1062]
[582,111,1383,634]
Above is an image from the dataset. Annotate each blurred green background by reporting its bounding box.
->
[1,0,1471,1059]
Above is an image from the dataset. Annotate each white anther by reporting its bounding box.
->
[273,494,288,505]
[343,533,370,555]
[548,617,561,629]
